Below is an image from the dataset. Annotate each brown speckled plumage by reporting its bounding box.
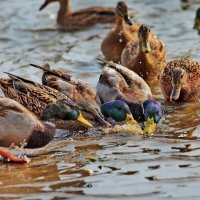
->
[0,74,67,117]
[30,63,109,127]
[160,57,200,102]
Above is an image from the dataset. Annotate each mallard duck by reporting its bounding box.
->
[121,24,166,82]
[30,63,110,127]
[160,57,200,102]
[101,1,138,62]
[30,63,138,126]
[194,7,200,34]
[39,0,116,30]
[96,58,163,134]
[0,73,98,130]
[0,97,93,148]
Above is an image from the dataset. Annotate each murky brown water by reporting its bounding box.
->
[0,0,200,199]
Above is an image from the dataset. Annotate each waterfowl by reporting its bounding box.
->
[160,57,200,102]
[30,63,137,126]
[0,97,92,148]
[96,59,163,134]
[0,73,96,130]
[121,24,166,82]
[101,1,136,62]
[194,7,200,34]
[39,0,116,31]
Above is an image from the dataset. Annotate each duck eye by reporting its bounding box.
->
[118,107,122,111]
[180,74,183,78]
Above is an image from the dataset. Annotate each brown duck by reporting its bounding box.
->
[30,63,109,127]
[0,73,104,130]
[101,1,138,62]
[39,0,116,31]
[160,57,200,102]
[121,24,166,82]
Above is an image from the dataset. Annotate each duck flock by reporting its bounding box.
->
[0,0,199,162]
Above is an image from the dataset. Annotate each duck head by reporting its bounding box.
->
[101,100,138,125]
[138,24,151,53]
[115,1,132,26]
[170,67,187,101]
[41,99,93,128]
[40,0,68,10]
[143,100,163,135]
[194,7,200,31]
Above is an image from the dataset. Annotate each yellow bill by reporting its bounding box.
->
[144,117,156,136]
[125,113,138,126]
[142,41,151,53]
[77,112,93,128]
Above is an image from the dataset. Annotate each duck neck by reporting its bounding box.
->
[57,0,71,25]
[26,122,55,148]
[115,16,125,30]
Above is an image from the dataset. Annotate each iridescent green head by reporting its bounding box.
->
[41,99,93,127]
[101,100,137,125]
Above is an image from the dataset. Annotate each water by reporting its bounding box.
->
[0,0,200,199]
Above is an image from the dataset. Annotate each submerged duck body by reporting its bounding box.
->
[121,24,166,82]
[40,0,116,31]
[160,57,200,102]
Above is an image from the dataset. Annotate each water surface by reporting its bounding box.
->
[0,0,200,199]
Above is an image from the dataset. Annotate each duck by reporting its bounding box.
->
[101,1,138,62]
[160,57,200,102]
[0,97,93,148]
[96,58,163,134]
[30,63,137,126]
[0,73,106,130]
[121,24,166,82]
[194,7,200,34]
[39,0,116,31]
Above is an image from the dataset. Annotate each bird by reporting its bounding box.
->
[160,57,200,102]
[30,63,137,126]
[121,24,166,83]
[101,1,138,62]
[0,73,97,130]
[0,97,92,148]
[96,58,163,134]
[194,7,200,34]
[39,0,116,31]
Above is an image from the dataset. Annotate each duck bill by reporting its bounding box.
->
[39,0,50,11]
[193,18,200,30]
[125,113,138,126]
[170,85,181,101]
[77,113,93,128]
[142,41,151,53]
[124,15,133,26]
[144,117,156,136]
